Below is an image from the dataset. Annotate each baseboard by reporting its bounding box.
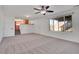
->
[2,32,79,44]
[0,37,2,43]
[34,32,79,44]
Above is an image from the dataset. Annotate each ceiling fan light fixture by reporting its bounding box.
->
[40,11,46,14]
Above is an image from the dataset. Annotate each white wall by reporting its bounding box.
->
[0,6,15,38]
[0,6,4,42]
[34,7,79,43]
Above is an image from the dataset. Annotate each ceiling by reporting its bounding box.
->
[3,5,74,19]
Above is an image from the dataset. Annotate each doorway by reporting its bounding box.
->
[15,19,29,35]
[15,21,21,35]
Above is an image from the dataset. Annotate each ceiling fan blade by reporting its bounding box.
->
[33,8,41,11]
[35,12,40,14]
[46,6,49,9]
[47,10,54,12]
[41,6,44,10]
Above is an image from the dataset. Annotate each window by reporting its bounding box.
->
[49,15,72,32]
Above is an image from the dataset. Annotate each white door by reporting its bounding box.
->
[4,17,15,37]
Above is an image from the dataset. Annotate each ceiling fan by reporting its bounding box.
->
[33,5,54,15]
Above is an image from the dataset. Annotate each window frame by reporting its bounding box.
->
[49,15,72,32]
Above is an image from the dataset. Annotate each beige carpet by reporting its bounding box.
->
[0,33,79,54]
